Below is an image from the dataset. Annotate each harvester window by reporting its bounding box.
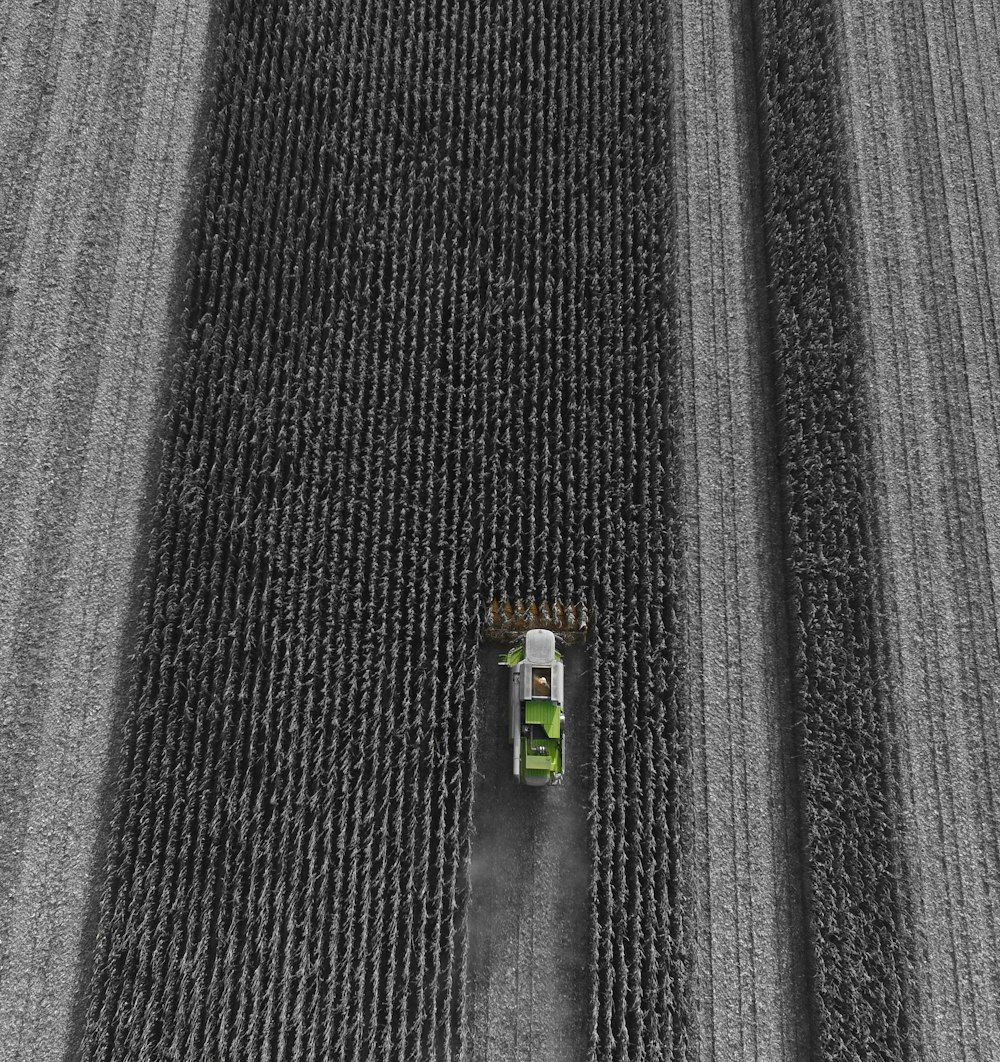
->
[532,667,551,698]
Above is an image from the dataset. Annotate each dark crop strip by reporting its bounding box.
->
[751,1,914,1059]
[471,2,691,1055]
[78,1,688,1059]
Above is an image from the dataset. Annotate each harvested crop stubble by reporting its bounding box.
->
[672,0,812,1054]
[78,0,687,1059]
[752,0,914,1059]
[0,1,212,1059]
[837,0,1000,1058]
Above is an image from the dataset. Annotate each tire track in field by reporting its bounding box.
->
[835,0,1000,1058]
[0,3,214,1059]
[0,0,61,345]
[467,646,590,1062]
[672,0,811,1058]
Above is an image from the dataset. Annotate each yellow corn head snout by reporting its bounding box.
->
[482,598,588,643]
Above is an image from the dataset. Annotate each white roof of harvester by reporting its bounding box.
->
[524,628,556,663]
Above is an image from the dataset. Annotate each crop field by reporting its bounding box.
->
[0,1,997,1061]
[69,1,686,1059]
[754,0,914,1056]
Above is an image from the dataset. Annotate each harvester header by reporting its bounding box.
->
[482,598,588,644]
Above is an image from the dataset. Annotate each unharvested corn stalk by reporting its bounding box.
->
[481,598,589,643]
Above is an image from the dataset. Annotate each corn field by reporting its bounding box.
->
[78,1,686,1059]
[53,0,931,1059]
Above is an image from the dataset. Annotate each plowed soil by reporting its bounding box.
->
[838,1,1000,1059]
[0,2,213,1058]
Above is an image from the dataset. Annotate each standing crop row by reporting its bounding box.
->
[472,1,689,1057]
[751,0,914,1058]
[79,0,688,1059]
[80,0,483,1057]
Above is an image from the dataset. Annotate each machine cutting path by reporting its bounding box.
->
[466,643,591,1062]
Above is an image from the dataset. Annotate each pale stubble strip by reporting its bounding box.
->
[674,0,811,1058]
[836,0,1000,1058]
[0,2,212,1059]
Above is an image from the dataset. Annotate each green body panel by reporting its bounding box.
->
[499,645,525,667]
[524,753,552,771]
[499,639,565,782]
[524,699,560,738]
[521,735,562,774]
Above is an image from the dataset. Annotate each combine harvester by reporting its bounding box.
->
[485,600,587,788]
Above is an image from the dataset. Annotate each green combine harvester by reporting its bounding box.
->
[499,628,566,787]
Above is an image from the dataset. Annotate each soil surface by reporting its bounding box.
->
[0,1,213,1059]
[466,644,591,1062]
[837,1,1000,1059]
[672,0,812,1058]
